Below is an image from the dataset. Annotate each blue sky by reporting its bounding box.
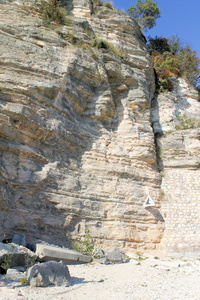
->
[113,0,200,58]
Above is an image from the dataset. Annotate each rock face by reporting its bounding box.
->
[1,0,199,255]
[0,0,164,251]
[151,78,200,256]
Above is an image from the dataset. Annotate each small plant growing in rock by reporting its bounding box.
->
[135,252,147,263]
[92,38,126,59]
[20,276,27,285]
[39,0,67,25]
[72,229,94,256]
[1,253,13,271]
[92,0,103,6]
[103,1,113,9]
[92,38,109,49]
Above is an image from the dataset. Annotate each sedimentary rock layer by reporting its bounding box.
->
[0,0,164,250]
[151,78,200,255]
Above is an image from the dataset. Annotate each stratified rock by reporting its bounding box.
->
[0,0,162,252]
[27,261,71,287]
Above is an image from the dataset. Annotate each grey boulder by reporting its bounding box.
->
[0,242,37,272]
[5,268,25,281]
[27,261,71,287]
[99,248,127,264]
[12,234,26,247]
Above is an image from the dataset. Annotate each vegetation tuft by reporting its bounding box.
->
[1,254,13,271]
[72,229,94,256]
[39,0,67,25]
[92,38,126,59]
[92,0,113,9]
[20,276,27,285]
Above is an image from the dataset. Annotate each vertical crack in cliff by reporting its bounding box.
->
[150,94,164,174]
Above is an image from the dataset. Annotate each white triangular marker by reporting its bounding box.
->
[143,195,155,207]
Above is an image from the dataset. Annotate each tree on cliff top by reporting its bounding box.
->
[127,0,161,32]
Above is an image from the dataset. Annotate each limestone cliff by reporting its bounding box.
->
[152,78,200,255]
[0,0,199,255]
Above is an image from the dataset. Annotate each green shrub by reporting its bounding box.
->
[92,0,103,6]
[1,254,13,271]
[148,35,200,92]
[147,36,171,54]
[72,229,94,256]
[39,0,67,25]
[103,1,113,9]
[152,51,181,92]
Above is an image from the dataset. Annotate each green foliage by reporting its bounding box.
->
[92,0,104,6]
[72,229,94,256]
[177,46,200,87]
[39,0,67,25]
[135,252,148,263]
[92,0,113,8]
[152,51,181,92]
[1,254,13,270]
[167,35,182,55]
[147,36,170,54]
[104,1,113,9]
[148,35,200,92]
[127,0,161,31]
[20,276,27,285]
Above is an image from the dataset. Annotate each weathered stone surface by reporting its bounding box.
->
[27,261,71,287]
[5,268,25,281]
[151,78,200,256]
[0,242,37,272]
[100,247,127,264]
[36,243,92,264]
[12,234,26,247]
[0,0,164,252]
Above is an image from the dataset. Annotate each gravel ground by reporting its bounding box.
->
[1,255,200,300]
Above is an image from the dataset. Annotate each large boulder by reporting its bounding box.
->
[27,261,71,287]
[0,242,37,273]
[94,247,127,264]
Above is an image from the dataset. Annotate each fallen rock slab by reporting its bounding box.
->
[27,261,71,287]
[36,244,92,264]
